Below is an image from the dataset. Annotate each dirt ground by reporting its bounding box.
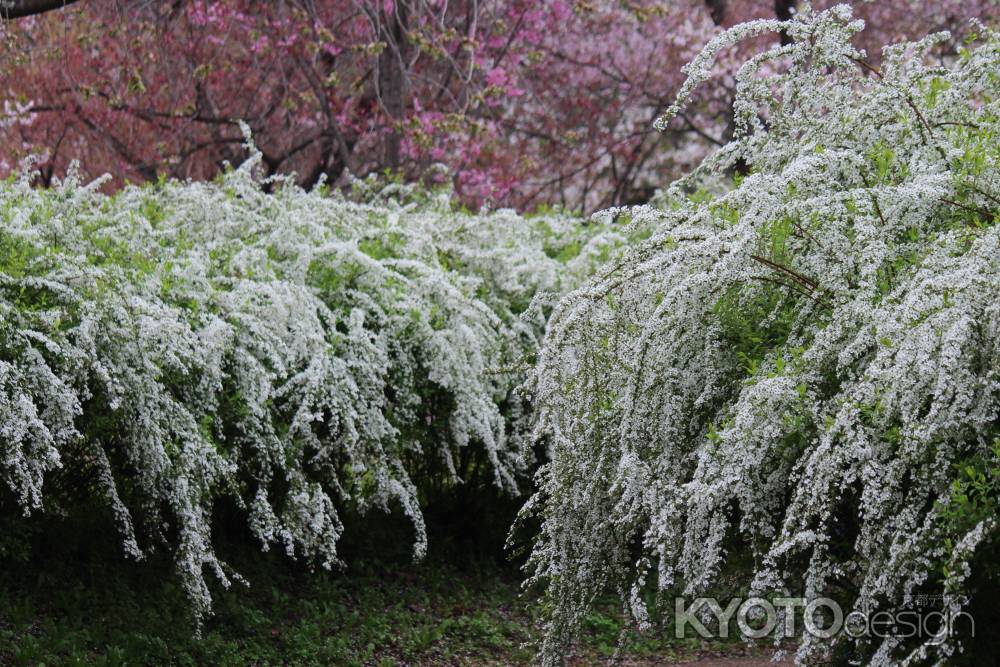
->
[677,657,794,666]
[571,648,796,666]
[617,656,793,666]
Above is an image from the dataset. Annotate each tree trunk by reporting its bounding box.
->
[704,0,726,26]
[775,0,795,45]
[377,2,409,170]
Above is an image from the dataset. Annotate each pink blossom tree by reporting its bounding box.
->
[0,1,996,210]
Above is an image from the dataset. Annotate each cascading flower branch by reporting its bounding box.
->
[522,5,1000,665]
[0,137,625,625]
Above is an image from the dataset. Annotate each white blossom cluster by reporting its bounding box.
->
[524,6,1000,665]
[0,146,623,624]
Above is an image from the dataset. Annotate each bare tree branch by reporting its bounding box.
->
[0,0,81,19]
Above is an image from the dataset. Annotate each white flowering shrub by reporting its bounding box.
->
[523,6,1000,665]
[0,144,625,623]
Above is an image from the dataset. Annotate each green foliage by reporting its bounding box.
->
[0,512,732,667]
[0,552,532,666]
[940,438,1000,538]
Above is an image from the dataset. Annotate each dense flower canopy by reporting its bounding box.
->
[0,143,626,622]
[523,5,1000,665]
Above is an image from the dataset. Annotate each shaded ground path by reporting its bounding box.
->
[572,648,796,666]
[0,531,802,666]
[633,656,792,666]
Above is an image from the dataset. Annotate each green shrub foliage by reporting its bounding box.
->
[0,141,623,623]
[523,7,1000,665]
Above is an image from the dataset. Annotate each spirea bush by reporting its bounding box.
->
[523,6,1000,665]
[0,141,624,624]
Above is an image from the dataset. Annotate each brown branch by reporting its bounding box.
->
[939,197,993,220]
[750,275,832,309]
[789,219,828,252]
[858,171,888,227]
[968,185,1000,209]
[849,56,937,147]
[934,121,980,129]
[748,254,819,291]
[678,111,726,147]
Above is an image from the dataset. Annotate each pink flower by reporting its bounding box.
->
[485,67,508,87]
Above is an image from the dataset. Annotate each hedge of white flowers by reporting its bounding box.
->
[524,6,1000,666]
[0,142,625,623]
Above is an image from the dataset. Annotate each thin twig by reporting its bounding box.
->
[939,197,994,220]
[850,56,938,148]
[749,254,818,290]
[858,171,888,227]
[749,275,832,309]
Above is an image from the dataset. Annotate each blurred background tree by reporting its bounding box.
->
[0,0,995,211]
